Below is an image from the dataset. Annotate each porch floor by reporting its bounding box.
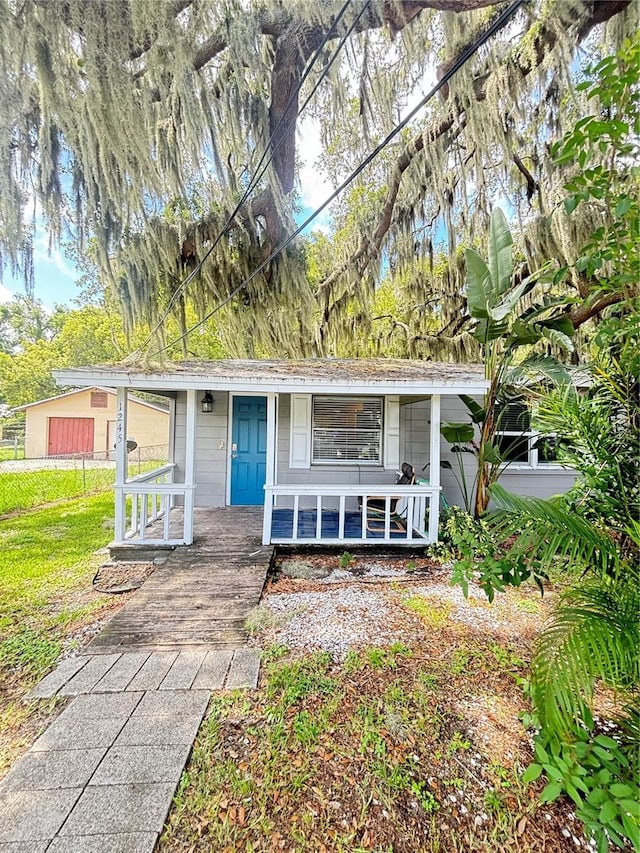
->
[271,508,416,540]
[89,507,270,655]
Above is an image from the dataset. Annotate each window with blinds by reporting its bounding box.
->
[494,399,530,462]
[494,398,559,466]
[312,396,383,464]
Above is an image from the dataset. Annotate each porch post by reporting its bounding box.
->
[263,393,277,545]
[429,394,441,542]
[168,396,176,465]
[114,387,128,542]
[183,389,196,545]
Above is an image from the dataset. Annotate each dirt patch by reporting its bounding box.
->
[92,560,157,593]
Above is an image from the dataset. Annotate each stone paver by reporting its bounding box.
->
[24,657,87,700]
[114,713,204,747]
[0,749,106,792]
[90,743,192,785]
[0,789,82,843]
[226,648,261,689]
[92,652,151,692]
[46,833,158,853]
[132,689,209,718]
[126,651,178,691]
[0,842,49,852]
[159,650,207,690]
[31,716,126,752]
[59,782,176,836]
[59,691,143,721]
[192,649,233,689]
[59,654,121,696]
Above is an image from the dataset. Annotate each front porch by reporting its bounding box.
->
[53,360,490,551]
[116,479,441,548]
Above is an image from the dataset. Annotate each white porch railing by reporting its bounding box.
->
[263,483,441,545]
[114,464,195,546]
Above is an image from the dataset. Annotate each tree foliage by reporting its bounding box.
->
[0,0,634,358]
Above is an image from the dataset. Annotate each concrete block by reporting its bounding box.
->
[159,651,207,690]
[126,652,178,691]
[226,648,261,689]
[24,658,87,701]
[0,842,49,852]
[31,717,125,752]
[0,788,81,842]
[132,690,209,718]
[192,649,233,690]
[46,833,157,853]
[59,655,121,696]
[0,748,105,792]
[114,714,203,747]
[90,743,192,785]
[59,692,143,721]
[58,783,176,836]
[92,653,150,692]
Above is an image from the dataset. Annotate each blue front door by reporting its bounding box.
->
[230,396,267,505]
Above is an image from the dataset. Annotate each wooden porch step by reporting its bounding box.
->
[87,507,271,655]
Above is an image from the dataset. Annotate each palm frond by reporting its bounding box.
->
[532,574,640,735]
[488,484,620,575]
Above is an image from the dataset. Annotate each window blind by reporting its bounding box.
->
[312,396,382,464]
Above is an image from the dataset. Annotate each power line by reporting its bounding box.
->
[134,0,369,354]
[149,0,526,360]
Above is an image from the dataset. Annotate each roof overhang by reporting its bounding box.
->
[53,359,490,397]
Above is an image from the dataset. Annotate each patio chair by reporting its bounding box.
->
[361,462,416,533]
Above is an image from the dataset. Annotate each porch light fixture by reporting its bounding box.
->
[201,391,214,413]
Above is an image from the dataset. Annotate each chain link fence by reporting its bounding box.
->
[0,438,25,461]
[0,445,169,516]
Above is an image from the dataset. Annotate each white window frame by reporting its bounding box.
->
[495,402,563,470]
[311,395,384,466]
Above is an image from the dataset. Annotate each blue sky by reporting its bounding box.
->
[1,229,79,308]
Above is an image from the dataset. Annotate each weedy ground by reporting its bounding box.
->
[159,559,586,853]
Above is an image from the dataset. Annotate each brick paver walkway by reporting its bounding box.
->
[0,650,260,851]
[1,507,269,850]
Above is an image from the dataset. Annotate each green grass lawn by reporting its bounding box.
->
[0,493,120,772]
[0,467,116,515]
[0,446,24,462]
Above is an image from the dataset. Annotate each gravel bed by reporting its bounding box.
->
[260,587,407,660]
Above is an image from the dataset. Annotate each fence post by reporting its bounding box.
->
[13,437,18,460]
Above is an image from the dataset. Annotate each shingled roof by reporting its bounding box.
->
[54,358,489,394]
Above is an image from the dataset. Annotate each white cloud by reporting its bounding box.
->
[297,115,336,213]
[32,233,77,278]
[0,283,14,303]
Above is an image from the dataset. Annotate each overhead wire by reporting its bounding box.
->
[148,0,526,360]
[134,0,370,355]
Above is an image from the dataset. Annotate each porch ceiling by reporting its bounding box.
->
[54,358,489,395]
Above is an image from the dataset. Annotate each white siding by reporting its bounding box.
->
[175,390,229,507]
[174,390,577,511]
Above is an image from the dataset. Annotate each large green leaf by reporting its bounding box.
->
[440,421,475,444]
[487,207,513,298]
[540,325,575,353]
[490,279,532,321]
[465,248,493,319]
[508,319,544,348]
[472,317,509,343]
[459,394,486,424]
[505,355,572,387]
[482,440,502,465]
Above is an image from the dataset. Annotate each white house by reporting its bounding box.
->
[53,359,576,548]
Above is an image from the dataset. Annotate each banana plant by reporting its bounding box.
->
[441,208,574,517]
